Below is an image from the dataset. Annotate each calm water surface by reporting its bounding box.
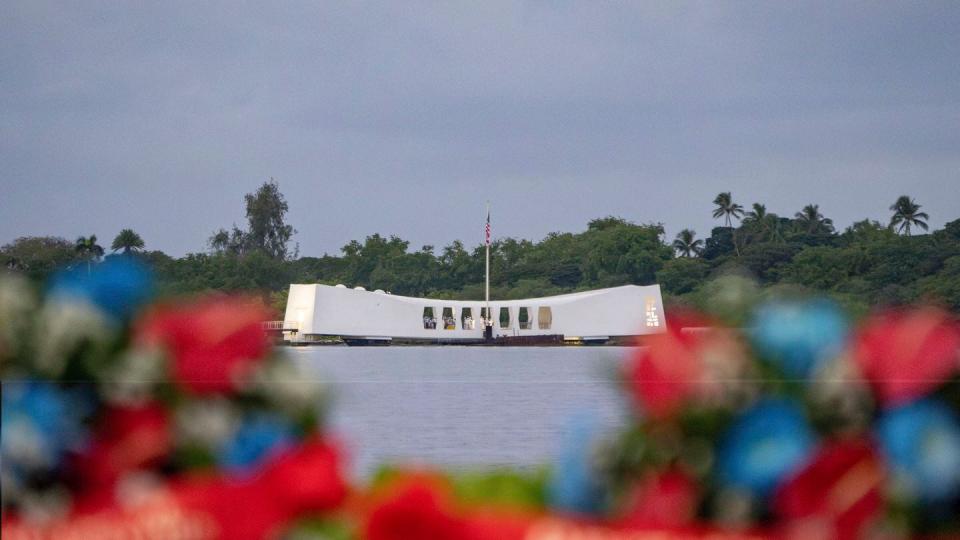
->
[288,346,635,479]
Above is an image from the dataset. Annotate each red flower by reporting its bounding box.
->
[626,312,740,419]
[362,473,539,540]
[172,438,348,540]
[365,477,467,540]
[773,439,885,539]
[76,401,171,492]
[137,297,271,394]
[618,468,698,529]
[461,511,534,540]
[260,436,349,518]
[853,308,960,407]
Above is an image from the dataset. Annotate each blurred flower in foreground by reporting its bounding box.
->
[773,439,885,538]
[853,308,960,408]
[1,382,87,482]
[717,399,815,496]
[174,396,241,451]
[76,401,171,491]
[165,437,349,540]
[618,467,698,529]
[259,438,348,529]
[31,257,152,376]
[252,356,329,416]
[698,274,760,326]
[100,348,167,406]
[750,298,848,379]
[47,257,153,323]
[627,312,748,419]
[877,399,960,503]
[363,473,534,540]
[33,300,112,377]
[365,477,465,540]
[136,296,271,394]
[548,410,605,515]
[807,355,874,435]
[627,317,704,420]
[218,413,295,474]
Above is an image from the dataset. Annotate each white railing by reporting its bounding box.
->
[262,320,299,331]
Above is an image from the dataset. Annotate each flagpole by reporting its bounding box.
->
[485,201,491,340]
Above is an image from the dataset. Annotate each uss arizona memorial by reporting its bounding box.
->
[282,205,667,345]
[282,283,666,345]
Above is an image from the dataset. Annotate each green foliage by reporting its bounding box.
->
[1,236,80,281]
[940,218,960,241]
[208,180,296,259]
[914,255,960,311]
[839,219,895,246]
[284,517,355,540]
[142,217,672,302]
[451,467,548,510]
[4,192,959,313]
[580,220,671,286]
[245,179,296,259]
[154,250,293,298]
[657,257,709,295]
[587,216,632,231]
[737,242,802,283]
[369,465,548,511]
[209,225,248,256]
[864,235,939,289]
[270,288,289,317]
[702,227,736,260]
[783,246,860,290]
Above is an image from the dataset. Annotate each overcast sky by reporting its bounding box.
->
[2,2,958,257]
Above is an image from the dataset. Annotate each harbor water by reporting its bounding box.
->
[289,346,634,479]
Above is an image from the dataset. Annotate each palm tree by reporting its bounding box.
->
[111,229,145,254]
[712,192,745,227]
[672,229,704,257]
[889,195,929,236]
[744,203,768,224]
[768,216,787,244]
[794,204,834,235]
[75,235,104,274]
[740,203,772,244]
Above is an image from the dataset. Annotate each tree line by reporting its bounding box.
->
[3,183,958,315]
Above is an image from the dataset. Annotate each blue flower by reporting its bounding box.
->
[749,299,848,379]
[548,410,605,514]
[217,413,296,473]
[1,382,87,474]
[717,399,815,496]
[877,399,960,502]
[48,256,153,322]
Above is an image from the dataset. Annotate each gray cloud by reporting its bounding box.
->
[2,1,958,256]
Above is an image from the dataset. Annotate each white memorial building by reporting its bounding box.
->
[282,283,666,345]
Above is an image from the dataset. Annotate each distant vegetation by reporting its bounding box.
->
[3,184,958,316]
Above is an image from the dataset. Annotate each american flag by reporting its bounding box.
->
[485,208,491,246]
